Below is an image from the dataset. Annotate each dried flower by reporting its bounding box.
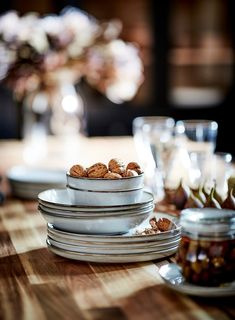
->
[0,7,143,103]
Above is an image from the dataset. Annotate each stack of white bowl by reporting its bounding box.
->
[38,188,154,235]
[66,171,145,206]
[38,172,181,262]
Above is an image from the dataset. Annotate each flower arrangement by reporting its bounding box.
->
[0,7,143,104]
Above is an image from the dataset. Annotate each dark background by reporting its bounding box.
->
[0,0,235,156]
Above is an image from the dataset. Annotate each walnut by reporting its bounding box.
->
[104,172,122,179]
[108,158,125,175]
[126,162,143,175]
[69,164,87,177]
[156,217,172,232]
[87,162,108,178]
[123,169,138,177]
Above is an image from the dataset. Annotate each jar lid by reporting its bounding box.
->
[180,208,235,235]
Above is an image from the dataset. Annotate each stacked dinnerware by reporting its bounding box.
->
[46,214,181,263]
[38,168,181,262]
[38,188,154,234]
[7,166,66,199]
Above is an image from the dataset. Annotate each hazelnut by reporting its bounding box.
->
[126,162,143,174]
[69,164,87,177]
[123,169,138,177]
[108,158,125,175]
[87,162,108,178]
[104,172,122,179]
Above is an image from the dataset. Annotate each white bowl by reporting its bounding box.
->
[67,185,143,206]
[38,206,153,234]
[66,172,144,191]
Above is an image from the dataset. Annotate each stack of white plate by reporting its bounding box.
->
[38,188,181,262]
[7,166,66,199]
[46,212,181,263]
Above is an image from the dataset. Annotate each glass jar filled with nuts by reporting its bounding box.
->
[176,208,235,287]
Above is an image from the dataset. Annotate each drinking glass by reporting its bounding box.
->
[203,151,233,196]
[175,119,218,185]
[133,116,175,198]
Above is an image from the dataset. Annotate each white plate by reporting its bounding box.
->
[47,236,180,254]
[159,263,235,297]
[7,166,66,185]
[48,231,181,250]
[38,189,154,211]
[8,166,66,199]
[47,212,181,243]
[40,198,153,214]
[47,239,178,263]
[39,206,152,234]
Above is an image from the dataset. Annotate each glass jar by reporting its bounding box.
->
[176,208,235,286]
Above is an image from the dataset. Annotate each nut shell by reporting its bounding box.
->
[123,169,138,177]
[126,162,143,174]
[87,162,108,178]
[108,158,125,175]
[104,172,122,179]
[69,164,87,177]
[156,217,172,232]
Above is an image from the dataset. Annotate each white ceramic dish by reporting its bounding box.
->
[47,235,180,254]
[7,166,66,199]
[39,206,153,234]
[7,166,66,185]
[48,229,181,248]
[47,212,181,243]
[47,239,178,263]
[67,172,144,191]
[159,263,235,297]
[10,186,42,199]
[38,203,154,217]
[67,185,143,206]
[38,189,154,211]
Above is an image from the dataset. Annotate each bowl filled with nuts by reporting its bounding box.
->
[67,159,144,191]
[66,159,145,206]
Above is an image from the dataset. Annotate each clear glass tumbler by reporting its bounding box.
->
[175,119,218,185]
[132,116,175,199]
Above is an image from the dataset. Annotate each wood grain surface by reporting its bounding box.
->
[0,138,235,320]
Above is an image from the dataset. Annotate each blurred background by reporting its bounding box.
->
[0,0,235,156]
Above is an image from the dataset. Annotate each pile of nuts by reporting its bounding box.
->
[69,158,143,179]
[136,217,174,235]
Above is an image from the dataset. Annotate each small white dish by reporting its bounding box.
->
[38,189,154,211]
[67,185,143,206]
[67,172,144,191]
[47,239,178,263]
[159,263,235,297]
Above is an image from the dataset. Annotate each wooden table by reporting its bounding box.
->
[0,136,234,320]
